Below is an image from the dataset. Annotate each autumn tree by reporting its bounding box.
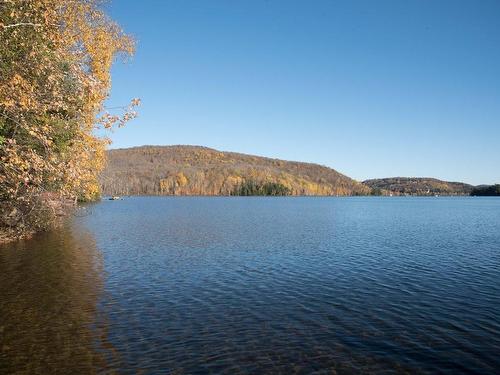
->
[0,0,138,241]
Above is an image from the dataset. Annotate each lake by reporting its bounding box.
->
[1,197,499,374]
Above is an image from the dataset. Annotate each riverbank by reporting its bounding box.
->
[0,193,76,244]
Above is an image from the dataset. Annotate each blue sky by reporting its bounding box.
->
[105,0,500,185]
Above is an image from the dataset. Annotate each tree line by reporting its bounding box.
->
[231,181,291,196]
[470,185,500,196]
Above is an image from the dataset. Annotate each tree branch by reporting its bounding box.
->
[1,22,43,29]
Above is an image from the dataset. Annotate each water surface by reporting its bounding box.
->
[1,197,499,374]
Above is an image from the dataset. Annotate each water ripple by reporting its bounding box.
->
[1,197,499,374]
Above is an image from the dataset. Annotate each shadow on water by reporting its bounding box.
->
[0,224,116,374]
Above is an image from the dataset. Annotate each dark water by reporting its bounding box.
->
[1,197,500,374]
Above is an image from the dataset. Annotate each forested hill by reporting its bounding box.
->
[100,146,370,196]
[363,177,474,196]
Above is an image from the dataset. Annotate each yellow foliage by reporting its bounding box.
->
[176,172,188,187]
[0,0,138,238]
[101,146,372,197]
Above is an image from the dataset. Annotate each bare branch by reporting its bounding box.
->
[1,22,43,29]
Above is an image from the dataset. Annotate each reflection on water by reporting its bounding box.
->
[0,224,114,374]
[1,197,500,374]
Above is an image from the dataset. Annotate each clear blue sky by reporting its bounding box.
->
[105,0,500,185]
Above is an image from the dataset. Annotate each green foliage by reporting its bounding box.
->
[470,185,500,196]
[0,118,5,145]
[231,180,291,196]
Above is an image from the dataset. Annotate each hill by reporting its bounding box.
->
[363,177,474,196]
[470,185,500,196]
[100,145,370,196]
